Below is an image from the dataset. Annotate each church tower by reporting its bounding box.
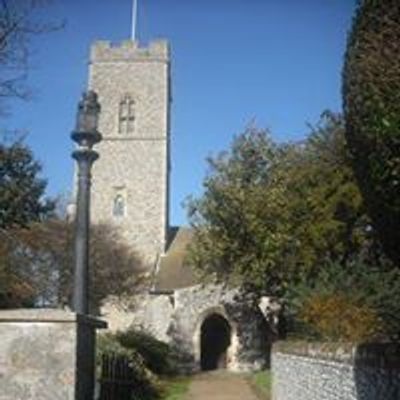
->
[87,39,170,266]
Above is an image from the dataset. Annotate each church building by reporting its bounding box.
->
[75,37,273,372]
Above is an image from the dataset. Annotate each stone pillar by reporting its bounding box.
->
[0,309,107,400]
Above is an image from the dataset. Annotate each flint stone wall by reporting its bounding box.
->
[102,284,272,372]
[86,39,170,265]
[0,309,106,400]
[272,342,400,400]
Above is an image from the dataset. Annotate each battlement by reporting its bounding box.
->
[90,39,169,63]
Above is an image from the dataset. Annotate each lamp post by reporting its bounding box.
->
[71,90,102,315]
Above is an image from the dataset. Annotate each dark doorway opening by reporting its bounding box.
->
[200,314,231,371]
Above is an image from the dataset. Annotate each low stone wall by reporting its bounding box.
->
[0,309,106,400]
[272,342,400,400]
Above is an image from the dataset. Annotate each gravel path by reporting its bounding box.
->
[185,371,260,400]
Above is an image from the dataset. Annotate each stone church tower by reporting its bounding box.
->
[87,40,170,266]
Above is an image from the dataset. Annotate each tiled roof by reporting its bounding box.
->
[153,226,198,291]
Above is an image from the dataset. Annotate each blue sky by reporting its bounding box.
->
[4,0,356,225]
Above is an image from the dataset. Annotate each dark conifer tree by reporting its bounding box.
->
[343,0,400,265]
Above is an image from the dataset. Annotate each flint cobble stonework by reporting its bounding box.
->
[272,342,400,400]
[85,40,170,265]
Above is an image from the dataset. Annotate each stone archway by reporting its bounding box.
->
[200,313,232,371]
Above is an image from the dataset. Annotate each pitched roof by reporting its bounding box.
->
[153,226,199,291]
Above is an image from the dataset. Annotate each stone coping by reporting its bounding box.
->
[273,341,400,369]
[0,309,107,329]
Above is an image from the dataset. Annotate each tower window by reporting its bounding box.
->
[118,95,135,135]
[113,194,125,217]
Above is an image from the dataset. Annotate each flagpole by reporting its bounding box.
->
[131,0,138,40]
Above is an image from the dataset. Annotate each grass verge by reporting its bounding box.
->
[249,369,272,399]
[160,376,191,400]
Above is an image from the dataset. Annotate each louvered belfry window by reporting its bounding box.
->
[118,95,135,135]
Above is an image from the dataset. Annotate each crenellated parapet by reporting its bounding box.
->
[90,39,169,63]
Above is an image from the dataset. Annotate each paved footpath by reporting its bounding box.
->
[185,371,260,400]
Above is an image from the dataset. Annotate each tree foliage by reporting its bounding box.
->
[0,219,145,311]
[0,140,54,229]
[285,260,400,341]
[343,0,400,265]
[0,229,36,308]
[0,1,63,307]
[300,293,379,342]
[185,126,286,293]
[186,113,381,295]
[0,137,56,307]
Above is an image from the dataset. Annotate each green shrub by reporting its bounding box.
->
[96,330,172,400]
[285,260,400,341]
[96,332,161,399]
[115,329,177,376]
[299,292,379,341]
[97,332,138,365]
[97,328,180,377]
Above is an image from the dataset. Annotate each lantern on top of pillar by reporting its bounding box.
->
[71,90,102,315]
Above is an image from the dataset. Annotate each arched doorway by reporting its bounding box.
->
[200,314,231,371]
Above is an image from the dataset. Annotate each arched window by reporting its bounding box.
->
[118,95,135,135]
[112,194,125,217]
